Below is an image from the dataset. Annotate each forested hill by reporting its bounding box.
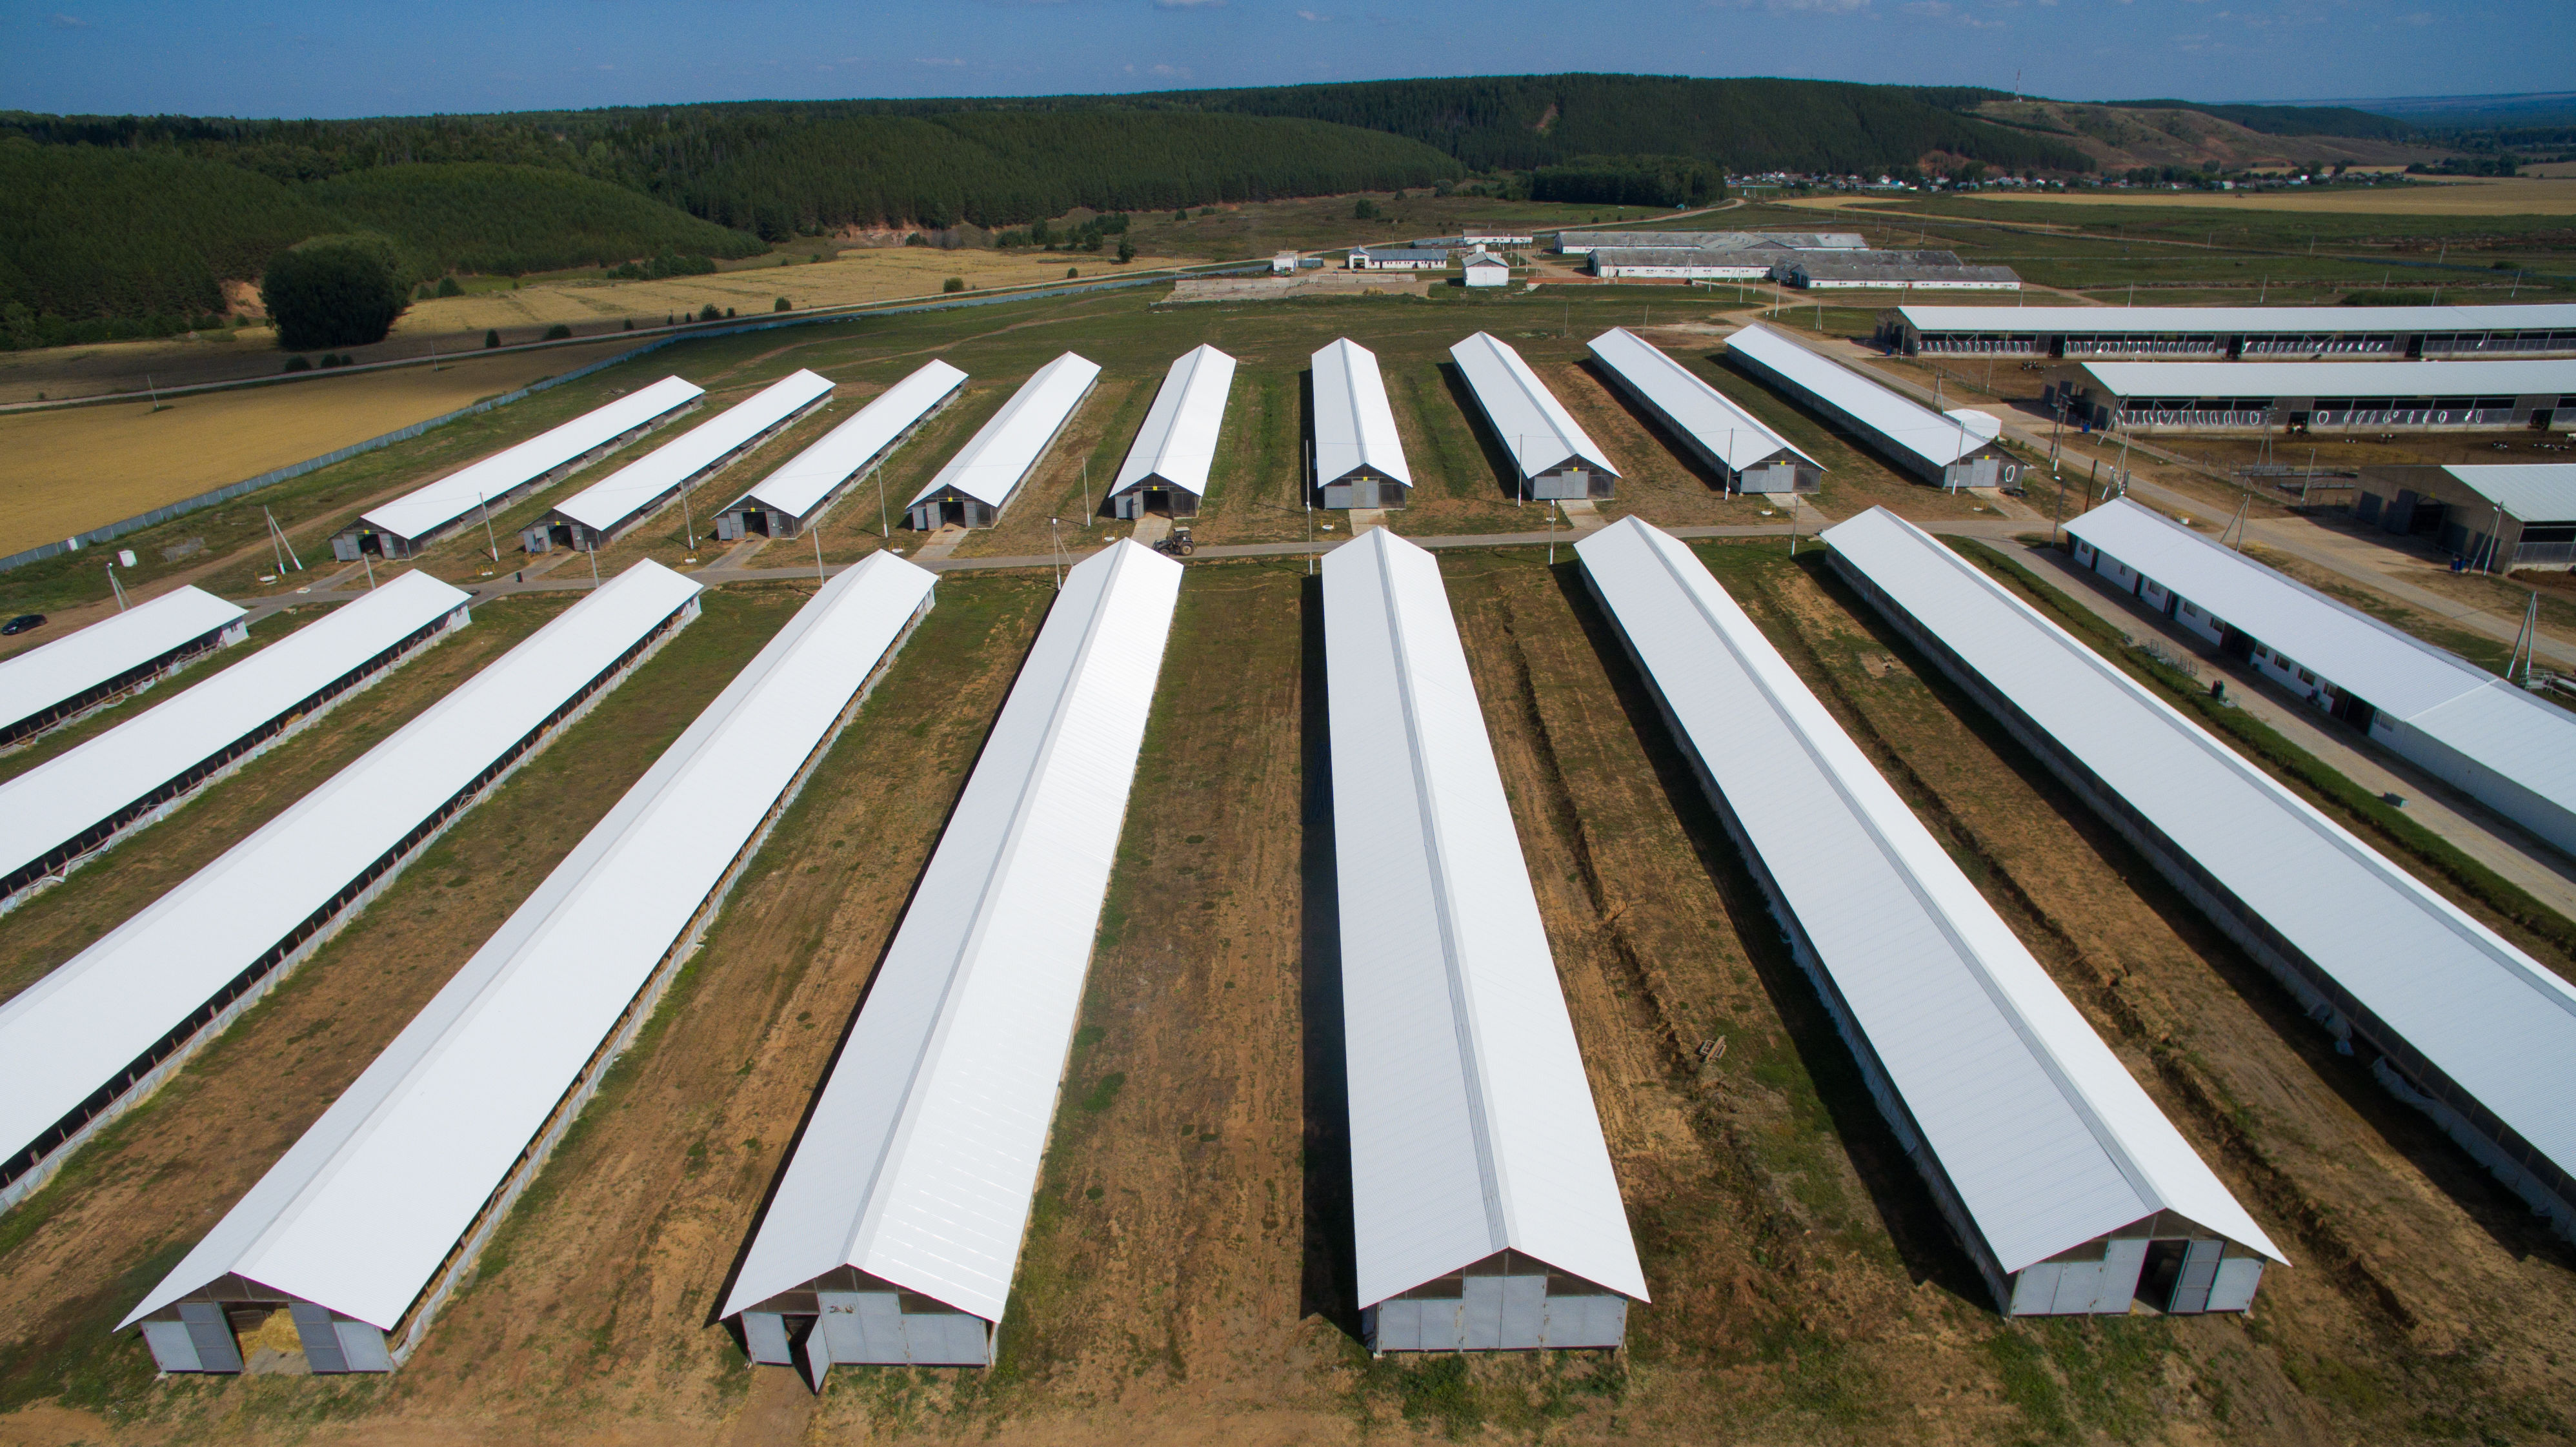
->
[1149,74,2090,174]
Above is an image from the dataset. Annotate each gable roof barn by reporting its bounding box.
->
[1447,332,1617,497]
[907,353,1102,516]
[1311,338,1412,491]
[1727,323,2015,487]
[1585,327,1822,492]
[1110,345,1238,505]
[722,361,967,528]
[0,586,248,749]
[542,369,834,544]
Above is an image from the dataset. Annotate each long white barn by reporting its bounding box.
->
[1448,331,1618,501]
[1727,323,2025,491]
[122,552,934,1373]
[0,572,472,913]
[336,376,703,559]
[1324,526,1646,1352]
[905,353,1101,531]
[528,370,834,552]
[1578,516,2282,1315]
[724,540,1180,1379]
[1313,338,1412,510]
[717,360,968,541]
[1891,303,2576,359]
[0,563,702,1213]
[1823,507,2576,1243]
[1,586,248,750]
[2067,498,2576,858]
[1586,328,1822,496]
[1108,345,1236,520]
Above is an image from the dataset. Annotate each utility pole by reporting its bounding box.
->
[681,480,697,552]
[477,491,501,563]
[264,508,303,569]
[106,561,127,611]
[877,465,891,539]
[361,551,376,590]
[814,525,827,586]
[587,541,599,585]
[1082,458,1091,527]
[1049,518,1063,591]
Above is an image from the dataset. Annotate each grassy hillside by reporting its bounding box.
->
[308,162,765,276]
[2104,100,2419,141]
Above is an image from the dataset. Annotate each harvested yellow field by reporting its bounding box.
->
[392,247,1192,339]
[1787,177,2576,216]
[0,341,630,555]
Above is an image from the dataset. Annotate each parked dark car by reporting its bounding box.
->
[0,614,45,636]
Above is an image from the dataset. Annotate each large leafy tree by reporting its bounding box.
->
[261,233,411,349]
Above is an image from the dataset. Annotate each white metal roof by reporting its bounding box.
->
[125,553,930,1334]
[1461,250,1509,270]
[2067,498,2576,824]
[359,376,703,542]
[2442,463,2576,523]
[1586,327,1822,474]
[3,563,702,1188]
[1111,345,1237,500]
[908,353,1102,511]
[2079,358,2576,400]
[0,571,471,889]
[1323,527,1647,1310]
[1901,303,2576,336]
[1577,517,2280,1273]
[552,370,832,534]
[1728,323,2002,469]
[0,587,246,734]
[1448,332,1618,484]
[1555,230,1864,254]
[722,540,1182,1326]
[1312,338,1412,488]
[1822,507,2576,1210]
[731,361,968,520]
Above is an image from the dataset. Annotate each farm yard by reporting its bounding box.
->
[3,266,2575,1447]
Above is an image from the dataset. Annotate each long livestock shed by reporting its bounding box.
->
[1449,331,1618,501]
[2354,462,2576,569]
[2067,498,2576,857]
[123,552,934,1373]
[1313,338,1413,510]
[1586,247,1778,281]
[1107,344,1237,520]
[1,586,247,749]
[1822,507,2576,1244]
[1576,517,2282,1315]
[1889,302,2576,359]
[0,562,703,1213]
[334,376,703,560]
[725,540,1181,1379]
[0,571,472,914]
[716,360,967,541]
[1586,327,1822,495]
[2060,358,2576,435]
[1784,252,2022,292]
[525,369,834,552]
[1552,230,1863,256]
[1322,525,1647,1352]
[1727,323,2026,491]
[904,352,1101,531]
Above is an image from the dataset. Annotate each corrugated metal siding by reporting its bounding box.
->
[1821,507,2576,1233]
[0,587,247,733]
[733,361,968,520]
[909,353,1102,510]
[1901,303,2576,336]
[1112,345,1238,500]
[1447,332,1617,483]
[1586,327,1820,474]
[1727,323,2002,471]
[360,376,703,540]
[1311,338,1413,487]
[1575,517,2279,1279]
[721,540,1182,1330]
[553,370,834,534]
[2082,358,2576,400]
[124,552,934,1337]
[2442,464,2576,525]
[1,563,701,1201]
[1324,527,1646,1310]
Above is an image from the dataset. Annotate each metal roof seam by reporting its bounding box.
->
[1633,529,2164,1213]
[1371,536,1513,1250]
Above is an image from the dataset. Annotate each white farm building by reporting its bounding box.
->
[1324,527,1647,1350]
[1312,338,1413,510]
[1587,327,1821,494]
[1824,507,2576,1244]
[905,353,1101,531]
[716,360,967,541]
[1578,516,2282,1314]
[1729,323,2024,491]
[0,563,702,1213]
[2068,498,2576,858]
[724,541,1180,1378]
[2058,358,2576,436]
[123,553,933,1370]
[1448,331,1618,500]
[1107,345,1237,520]
[1461,250,1510,288]
[1889,302,2576,360]
[0,585,247,750]
[334,376,703,560]
[525,370,833,552]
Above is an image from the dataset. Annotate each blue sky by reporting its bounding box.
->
[3,0,2564,120]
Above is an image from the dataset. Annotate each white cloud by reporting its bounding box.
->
[912,56,970,65]
[1901,0,2003,25]
[1296,6,1331,17]
[1707,0,1871,14]
[48,12,90,26]
[1153,0,1224,8]
[2397,8,2434,19]
[1152,62,1192,76]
